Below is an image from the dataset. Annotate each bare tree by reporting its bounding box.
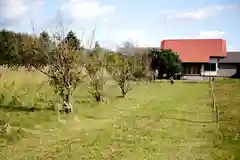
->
[18,26,86,113]
[117,41,155,81]
[107,53,132,98]
[142,51,154,81]
[85,42,107,102]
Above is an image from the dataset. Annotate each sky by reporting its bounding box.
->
[0,0,240,51]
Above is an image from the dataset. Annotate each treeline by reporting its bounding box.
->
[0,29,182,78]
[0,29,82,68]
[0,29,183,113]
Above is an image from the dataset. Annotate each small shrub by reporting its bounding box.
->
[85,43,107,102]
[107,55,132,98]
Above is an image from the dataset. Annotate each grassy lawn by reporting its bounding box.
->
[214,79,240,160]
[0,69,239,159]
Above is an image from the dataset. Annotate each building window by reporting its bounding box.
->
[204,63,216,71]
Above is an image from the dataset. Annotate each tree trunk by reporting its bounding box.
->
[94,85,105,102]
[120,82,131,98]
[152,70,157,81]
[95,91,102,102]
[121,86,126,97]
[121,88,131,99]
[63,86,73,114]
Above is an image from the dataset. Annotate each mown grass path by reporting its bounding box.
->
[1,81,220,159]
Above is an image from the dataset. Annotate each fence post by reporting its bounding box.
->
[211,80,216,111]
[210,78,220,124]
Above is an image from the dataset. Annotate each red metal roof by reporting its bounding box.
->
[160,39,226,62]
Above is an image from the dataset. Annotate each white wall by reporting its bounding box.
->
[201,58,219,76]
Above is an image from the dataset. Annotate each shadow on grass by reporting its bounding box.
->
[0,104,54,112]
[116,95,124,98]
[75,100,92,104]
[73,95,91,99]
[74,95,93,104]
[83,115,105,120]
[182,81,201,84]
[160,116,215,124]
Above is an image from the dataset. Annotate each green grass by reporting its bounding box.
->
[0,68,239,159]
[214,79,240,160]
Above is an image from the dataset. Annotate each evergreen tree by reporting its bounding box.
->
[65,30,80,50]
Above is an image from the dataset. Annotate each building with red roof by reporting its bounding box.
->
[161,39,226,62]
[161,39,240,78]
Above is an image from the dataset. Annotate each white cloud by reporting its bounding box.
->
[113,29,145,43]
[60,0,116,21]
[0,0,27,21]
[199,30,225,38]
[103,17,110,23]
[170,30,225,39]
[161,4,240,20]
[94,29,159,51]
[112,29,158,47]
[0,0,43,26]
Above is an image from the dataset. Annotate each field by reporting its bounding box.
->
[214,79,240,159]
[0,68,239,159]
